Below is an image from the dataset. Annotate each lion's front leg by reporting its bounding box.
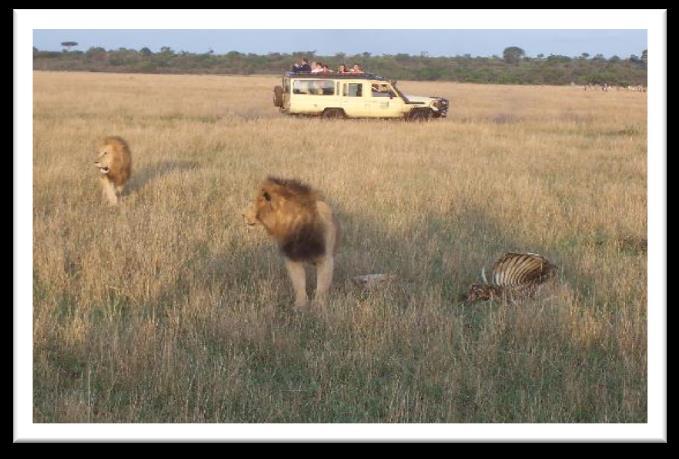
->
[100,177,118,206]
[284,258,308,309]
[313,256,334,307]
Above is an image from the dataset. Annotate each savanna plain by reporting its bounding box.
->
[32,71,647,423]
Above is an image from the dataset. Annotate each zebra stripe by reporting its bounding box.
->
[467,252,557,304]
[489,252,555,288]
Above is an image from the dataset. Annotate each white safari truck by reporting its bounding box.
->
[273,72,449,120]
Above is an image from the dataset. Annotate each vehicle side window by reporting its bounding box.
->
[343,83,363,97]
[293,80,310,94]
[293,79,334,96]
[371,83,395,97]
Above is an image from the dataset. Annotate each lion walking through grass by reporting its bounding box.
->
[93,136,132,205]
[243,177,340,309]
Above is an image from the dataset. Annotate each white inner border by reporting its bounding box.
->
[14,9,667,442]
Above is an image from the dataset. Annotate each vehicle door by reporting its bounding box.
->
[366,82,406,118]
[340,81,368,117]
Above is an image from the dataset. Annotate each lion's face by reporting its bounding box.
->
[243,177,331,263]
[242,205,259,226]
[94,143,116,175]
[242,178,316,240]
[243,185,279,230]
[242,191,265,227]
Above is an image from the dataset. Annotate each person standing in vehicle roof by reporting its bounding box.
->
[292,57,311,73]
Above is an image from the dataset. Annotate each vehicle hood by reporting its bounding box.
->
[403,95,434,104]
[403,94,449,109]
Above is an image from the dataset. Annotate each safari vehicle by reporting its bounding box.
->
[272,72,449,120]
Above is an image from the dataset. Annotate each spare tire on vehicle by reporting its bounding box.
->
[273,86,284,107]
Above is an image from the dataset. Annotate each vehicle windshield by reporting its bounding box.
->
[389,82,410,102]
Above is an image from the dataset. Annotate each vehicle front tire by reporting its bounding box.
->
[409,108,433,121]
[321,108,345,119]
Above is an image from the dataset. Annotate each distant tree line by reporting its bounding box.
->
[32,46,648,86]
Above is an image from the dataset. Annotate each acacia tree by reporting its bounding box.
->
[61,41,78,52]
[503,46,525,64]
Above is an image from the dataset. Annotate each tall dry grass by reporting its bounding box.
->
[33,71,647,422]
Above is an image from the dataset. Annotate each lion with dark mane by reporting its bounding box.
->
[243,176,340,309]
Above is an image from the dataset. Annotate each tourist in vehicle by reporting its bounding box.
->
[338,64,349,74]
[350,63,364,73]
[311,61,324,73]
[291,57,311,73]
[308,80,322,95]
[322,63,332,73]
[371,83,396,97]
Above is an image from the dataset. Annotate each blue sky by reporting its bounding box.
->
[33,29,647,58]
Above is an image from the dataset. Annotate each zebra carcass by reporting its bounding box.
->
[464,252,558,304]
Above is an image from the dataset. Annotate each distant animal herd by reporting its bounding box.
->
[94,136,559,309]
[582,83,647,92]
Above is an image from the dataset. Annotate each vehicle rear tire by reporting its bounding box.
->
[273,86,284,107]
[321,108,345,119]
